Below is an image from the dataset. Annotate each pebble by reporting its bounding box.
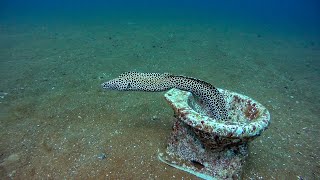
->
[97,153,107,160]
[0,92,8,99]
[151,115,159,120]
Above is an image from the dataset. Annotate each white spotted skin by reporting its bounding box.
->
[102,72,228,120]
[170,76,228,120]
[102,72,173,91]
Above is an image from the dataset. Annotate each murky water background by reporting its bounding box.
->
[1,1,319,179]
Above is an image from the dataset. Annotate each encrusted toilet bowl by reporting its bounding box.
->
[158,88,270,180]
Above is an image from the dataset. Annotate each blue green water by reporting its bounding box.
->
[1,0,319,179]
[1,0,319,32]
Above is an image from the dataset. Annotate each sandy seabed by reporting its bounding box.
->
[0,20,319,179]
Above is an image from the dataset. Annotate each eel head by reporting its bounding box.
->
[101,77,130,91]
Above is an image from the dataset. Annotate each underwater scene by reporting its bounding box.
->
[0,0,319,179]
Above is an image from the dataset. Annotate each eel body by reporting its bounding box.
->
[102,72,228,120]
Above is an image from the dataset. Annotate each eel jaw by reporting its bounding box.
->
[101,80,118,90]
[101,78,129,91]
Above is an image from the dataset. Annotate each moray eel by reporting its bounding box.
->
[102,72,228,120]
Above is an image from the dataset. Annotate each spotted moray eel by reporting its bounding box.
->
[102,72,228,120]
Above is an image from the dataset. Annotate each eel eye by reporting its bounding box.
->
[101,82,107,88]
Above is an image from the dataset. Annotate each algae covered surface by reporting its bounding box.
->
[1,1,320,179]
